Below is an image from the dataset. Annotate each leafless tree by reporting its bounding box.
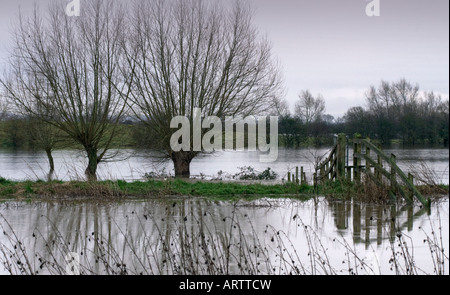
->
[271,96,290,117]
[0,0,132,181]
[365,79,420,116]
[295,90,325,125]
[0,95,9,121]
[126,0,284,177]
[28,116,69,180]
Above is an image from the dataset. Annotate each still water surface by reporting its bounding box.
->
[0,197,448,275]
[0,147,448,275]
[0,147,448,184]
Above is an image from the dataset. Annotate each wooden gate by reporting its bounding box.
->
[314,134,430,207]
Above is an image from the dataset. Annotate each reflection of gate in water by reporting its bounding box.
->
[314,133,431,208]
[330,201,429,248]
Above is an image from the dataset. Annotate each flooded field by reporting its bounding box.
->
[0,147,449,184]
[1,197,448,275]
[0,147,448,275]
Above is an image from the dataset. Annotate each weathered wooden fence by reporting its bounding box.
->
[287,166,307,185]
[313,134,430,207]
[313,134,346,183]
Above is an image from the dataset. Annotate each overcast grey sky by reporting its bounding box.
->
[0,0,448,118]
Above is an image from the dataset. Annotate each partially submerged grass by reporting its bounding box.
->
[0,177,314,201]
[0,175,447,204]
[0,199,447,275]
[315,176,448,205]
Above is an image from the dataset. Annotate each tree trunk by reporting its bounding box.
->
[171,151,193,178]
[45,148,55,173]
[85,146,98,181]
[45,148,55,181]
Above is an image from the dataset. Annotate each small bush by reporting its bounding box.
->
[257,167,278,180]
[233,166,278,181]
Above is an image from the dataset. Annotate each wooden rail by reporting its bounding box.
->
[313,134,430,208]
[314,134,346,184]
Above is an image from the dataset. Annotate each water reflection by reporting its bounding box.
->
[329,201,430,248]
[0,197,448,275]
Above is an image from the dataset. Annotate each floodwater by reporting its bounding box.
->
[0,147,448,184]
[0,197,448,275]
[0,147,448,275]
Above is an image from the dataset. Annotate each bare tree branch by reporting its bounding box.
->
[127,0,284,177]
[0,0,132,181]
[295,90,325,125]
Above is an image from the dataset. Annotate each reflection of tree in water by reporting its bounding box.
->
[0,198,445,275]
[329,201,430,248]
[1,199,236,274]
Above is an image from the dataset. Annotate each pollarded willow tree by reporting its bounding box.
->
[127,0,284,177]
[0,0,133,181]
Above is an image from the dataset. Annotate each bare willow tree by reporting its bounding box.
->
[0,0,132,181]
[0,95,9,121]
[27,112,68,180]
[127,0,284,177]
[295,90,326,125]
[1,80,68,179]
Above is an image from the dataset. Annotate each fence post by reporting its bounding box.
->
[408,173,414,200]
[336,134,346,181]
[295,166,299,184]
[356,142,361,183]
[353,135,361,183]
[300,166,304,185]
[288,171,291,183]
[390,154,397,199]
[376,144,382,183]
[365,138,371,174]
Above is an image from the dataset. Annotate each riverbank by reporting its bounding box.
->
[0,177,448,202]
[0,178,313,201]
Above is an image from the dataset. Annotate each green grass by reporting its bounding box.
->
[164,180,313,199]
[0,176,447,202]
[107,179,315,200]
[0,178,316,201]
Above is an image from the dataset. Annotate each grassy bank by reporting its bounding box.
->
[0,177,316,201]
[0,177,447,202]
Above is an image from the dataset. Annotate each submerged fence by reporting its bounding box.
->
[313,134,430,207]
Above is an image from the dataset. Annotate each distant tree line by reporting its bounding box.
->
[342,79,449,146]
[275,79,449,147]
[273,90,334,147]
[2,79,448,152]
